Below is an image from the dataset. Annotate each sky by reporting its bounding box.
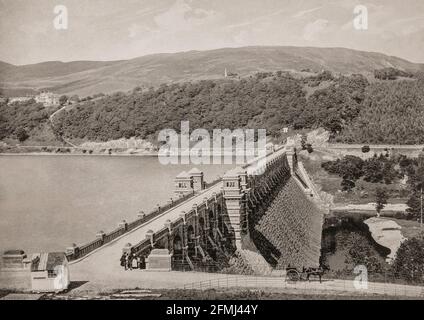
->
[1,0,424,65]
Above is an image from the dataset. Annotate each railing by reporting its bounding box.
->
[104,227,126,243]
[183,275,424,298]
[204,178,223,189]
[132,239,152,255]
[77,238,103,257]
[66,188,198,261]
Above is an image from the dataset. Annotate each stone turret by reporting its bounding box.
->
[285,138,298,174]
[222,167,248,249]
[187,168,204,191]
[174,171,193,196]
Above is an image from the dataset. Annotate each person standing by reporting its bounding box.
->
[128,253,133,270]
[120,253,126,270]
[132,254,138,269]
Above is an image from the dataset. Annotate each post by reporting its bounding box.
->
[420,187,423,228]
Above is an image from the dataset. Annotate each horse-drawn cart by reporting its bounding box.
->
[285,266,324,283]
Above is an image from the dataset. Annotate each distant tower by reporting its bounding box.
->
[224,68,228,78]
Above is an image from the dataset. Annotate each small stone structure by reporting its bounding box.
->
[146,249,172,271]
[187,168,204,191]
[174,168,205,196]
[1,251,70,292]
[1,250,27,269]
[174,171,193,196]
[30,252,70,292]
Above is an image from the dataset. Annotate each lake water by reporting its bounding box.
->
[0,155,232,254]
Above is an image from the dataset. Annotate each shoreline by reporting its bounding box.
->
[0,152,159,157]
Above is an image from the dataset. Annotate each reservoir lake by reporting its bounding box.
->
[0,155,232,254]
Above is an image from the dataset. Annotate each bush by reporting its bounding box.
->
[15,127,29,142]
[306,144,313,153]
[391,236,424,283]
[362,145,370,153]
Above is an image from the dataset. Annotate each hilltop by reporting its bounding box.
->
[1,46,423,96]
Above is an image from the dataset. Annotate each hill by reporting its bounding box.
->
[2,71,424,146]
[1,46,423,96]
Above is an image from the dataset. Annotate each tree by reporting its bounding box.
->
[59,95,68,106]
[406,191,422,220]
[375,187,388,216]
[412,154,424,191]
[69,95,80,103]
[391,236,424,283]
[300,134,307,150]
[362,145,370,153]
[15,127,29,142]
[306,143,314,153]
[323,116,342,134]
[341,178,355,192]
[345,233,385,274]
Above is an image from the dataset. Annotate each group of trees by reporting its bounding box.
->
[322,152,424,221]
[405,154,424,220]
[321,154,401,191]
[337,80,424,144]
[296,74,369,136]
[374,67,415,80]
[0,99,49,141]
[325,226,424,284]
[2,70,424,146]
[50,71,374,142]
[53,73,310,141]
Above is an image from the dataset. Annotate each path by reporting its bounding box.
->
[67,268,424,298]
[49,103,79,148]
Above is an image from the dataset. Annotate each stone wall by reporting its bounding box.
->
[249,177,324,269]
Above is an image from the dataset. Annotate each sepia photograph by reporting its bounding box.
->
[0,0,424,308]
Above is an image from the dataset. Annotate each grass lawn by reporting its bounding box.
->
[387,218,423,239]
[300,151,408,205]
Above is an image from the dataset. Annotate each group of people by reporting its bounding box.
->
[120,252,145,270]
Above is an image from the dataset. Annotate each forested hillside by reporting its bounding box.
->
[336,80,424,144]
[50,72,367,141]
[2,71,424,145]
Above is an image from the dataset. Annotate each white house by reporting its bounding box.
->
[30,252,70,292]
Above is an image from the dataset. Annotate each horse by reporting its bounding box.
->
[304,267,325,283]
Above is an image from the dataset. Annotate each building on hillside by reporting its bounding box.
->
[35,91,60,107]
[30,252,70,292]
[224,68,238,78]
[8,96,33,104]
